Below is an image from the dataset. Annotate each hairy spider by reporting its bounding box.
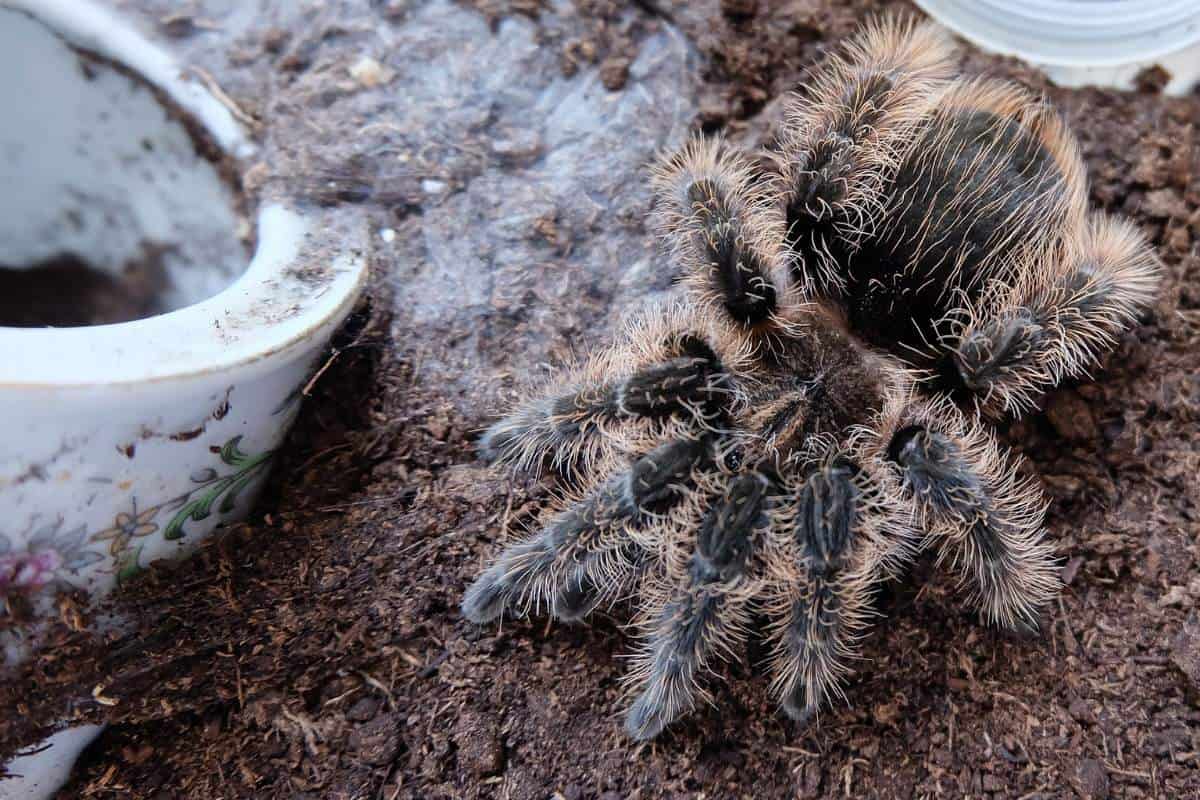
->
[461,17,1161,740]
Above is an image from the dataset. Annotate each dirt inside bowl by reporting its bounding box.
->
[0,251,170,328]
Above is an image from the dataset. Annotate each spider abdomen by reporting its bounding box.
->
[846,83,1086,367]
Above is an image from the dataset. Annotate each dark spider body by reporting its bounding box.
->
[848,108,1068,368]
[463,16,1160,740]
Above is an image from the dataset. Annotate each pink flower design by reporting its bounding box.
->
[0,547,64,593]
[0,521,102,597]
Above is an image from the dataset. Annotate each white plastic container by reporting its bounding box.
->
[916,0,1200,93]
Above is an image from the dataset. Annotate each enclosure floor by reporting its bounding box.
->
[4,1,1199,797]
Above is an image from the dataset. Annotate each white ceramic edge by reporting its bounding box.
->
[0,724,106,800]
[916,0,1200,94]
[0,0,254,159]
[0,202,367,391]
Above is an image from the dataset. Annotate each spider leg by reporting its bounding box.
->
[624,470,771,740]
[773,15,956,295]
[888,399,1059,629]
[953,212,1162,414]
[479,314,732,480]
[764,455,905,722]
[651,136,796,334]
[462,434,714,624]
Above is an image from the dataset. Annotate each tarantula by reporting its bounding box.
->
[462,17,1160,740]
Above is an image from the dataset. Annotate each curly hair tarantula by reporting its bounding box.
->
[461,17,1161,740]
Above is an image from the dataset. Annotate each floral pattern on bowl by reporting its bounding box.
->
[0,523,100,596]
[89,435,277,584]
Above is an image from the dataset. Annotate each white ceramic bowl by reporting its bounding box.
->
[916,0,1200,93]
[0,1,367,796]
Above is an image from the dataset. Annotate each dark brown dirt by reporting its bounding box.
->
[0,252,169,328]
[4,1,1200,798]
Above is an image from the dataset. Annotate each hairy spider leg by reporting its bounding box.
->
[651,135,799,343]
[774,16,957,295]
[888,398,1059,629]
[478,311,736,483]
[462,435,716,624]
[624,470,773,740]
[953,212,1161,414]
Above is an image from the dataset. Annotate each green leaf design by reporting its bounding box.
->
[163,496,215,541]
[116,546,144,585]
[163,437,274,541]
[220,435,248,467]
[218,470,260,514]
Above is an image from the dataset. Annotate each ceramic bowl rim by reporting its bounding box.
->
[0,0,368,390]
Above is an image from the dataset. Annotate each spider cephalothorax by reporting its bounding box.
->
[462,17,1161,739]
